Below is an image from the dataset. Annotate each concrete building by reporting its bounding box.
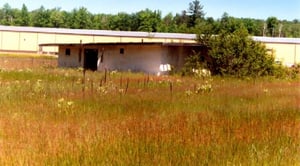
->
[41,42,202,74]
[0,25,299,69]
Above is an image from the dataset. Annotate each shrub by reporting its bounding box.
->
[181,51,210,78]
[273,63,300,79]
[207,28,275,77]
[193,26,287,78]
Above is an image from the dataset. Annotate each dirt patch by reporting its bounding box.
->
[0,57,57,70]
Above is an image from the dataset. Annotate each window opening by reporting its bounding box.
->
[65,48,71,56]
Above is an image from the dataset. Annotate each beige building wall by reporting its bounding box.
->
[38,33,57,53]
[0,27,198,54]
[265,43,300,66]
[55,34,94,44]
[93,36,122,43]
[58,44,164,74]
[100,45,162,73]
[57,44,202,73]
[19,32,38,51]
[58,46,81,67]
[0,26,298,67]
[1,31,20,51]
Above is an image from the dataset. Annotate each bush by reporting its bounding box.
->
[181,51,210,77]
[207,28,276,77]
[193,26,285,78]
[273,64,300,79]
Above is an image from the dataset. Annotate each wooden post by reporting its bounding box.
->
[169,81,173,97]
[82,69,86,97]
[79,40,82,63]
[125,78,129,94]
[104,68,107,84]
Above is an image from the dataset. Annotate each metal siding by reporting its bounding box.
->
[2,31,20,51]
[265,43,300,66]
[38,33,57,53]
[19,32,38,51]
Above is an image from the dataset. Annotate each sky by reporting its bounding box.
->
[1,0,299,21]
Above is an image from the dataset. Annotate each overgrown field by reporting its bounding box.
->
[0,57,299,165]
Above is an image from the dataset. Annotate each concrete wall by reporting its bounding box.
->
[164,46,203,71]
[100,44,163,73]
[57,44,203,74]
[58,46,82,67]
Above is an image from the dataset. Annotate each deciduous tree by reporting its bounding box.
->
[31,6,51,27]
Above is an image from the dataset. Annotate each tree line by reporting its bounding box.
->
[0,2,299,37]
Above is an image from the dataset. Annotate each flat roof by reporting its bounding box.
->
[1,25,299,44]
[0,25,196,40]
[39,42,202,47]
[253,36,300,44]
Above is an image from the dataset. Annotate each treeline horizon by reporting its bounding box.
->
[0,2,299,37]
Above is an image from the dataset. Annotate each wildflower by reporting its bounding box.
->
[58,98,64,103]
[263,89,269,93]
[57,98,64,108]
[33,79,44,93]
[110,70,118,75]
[67,101,74,107]
[176,79,182,84]
[97,86,108,94]
[185,90,193,96]
[118,88,125,94]
[195,82,213,94]
[77,67,84,72]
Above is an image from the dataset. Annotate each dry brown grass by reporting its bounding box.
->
[0,56,299,165]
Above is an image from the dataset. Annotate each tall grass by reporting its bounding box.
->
[0,66,299,165]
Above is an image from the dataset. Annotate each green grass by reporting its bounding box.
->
[0,66,299,165]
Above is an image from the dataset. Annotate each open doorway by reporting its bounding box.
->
[84,49,98,71]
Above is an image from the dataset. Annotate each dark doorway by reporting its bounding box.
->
[84,49,98,71]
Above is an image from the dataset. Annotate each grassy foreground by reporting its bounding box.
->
[0,66,299,165]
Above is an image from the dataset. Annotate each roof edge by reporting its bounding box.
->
[0,25,196,40]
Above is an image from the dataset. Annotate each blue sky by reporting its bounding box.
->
[1,0,299,20]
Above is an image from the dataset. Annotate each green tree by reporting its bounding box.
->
[241,18,261,36]
[109,12,134,31]
[0,3,14,25]
[219,12,243,33]
[92,14,113,30]
[200,27,275,77]
[281,20,300,37]
[266,16,279,37]
[160,13,177,32]
[49,8,64,28]
[19,4,30,26]
[187,0,205,27]
[31,6,51,27]
[136,9,162,32]
[70,7,92,29]
[174,11,189,32]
